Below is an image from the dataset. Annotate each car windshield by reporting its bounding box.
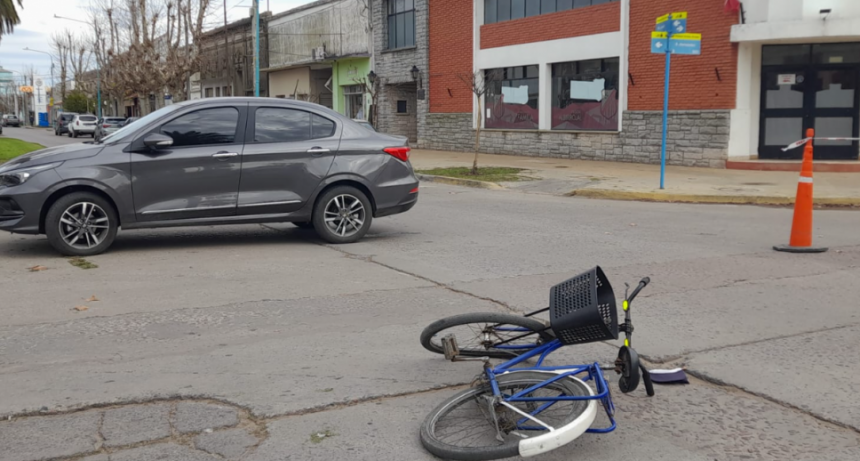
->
[99,105,182,144]
[106,118,125,123]
[80,116,97,121]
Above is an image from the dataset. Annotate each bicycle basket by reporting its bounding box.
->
[549,266,618,345]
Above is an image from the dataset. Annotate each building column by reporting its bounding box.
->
[728,41,761,159]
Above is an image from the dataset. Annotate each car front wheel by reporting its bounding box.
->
[312,186,372,244]
[45,192,118,256]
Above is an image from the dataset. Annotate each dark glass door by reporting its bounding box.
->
[759,44,860,160]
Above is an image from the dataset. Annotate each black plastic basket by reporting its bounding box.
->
[549,266,618,345]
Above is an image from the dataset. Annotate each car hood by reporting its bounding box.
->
[0,143,102,172]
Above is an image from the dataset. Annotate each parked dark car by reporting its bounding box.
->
[94,117,127,141]
[54,112,78,136]
[0,98,419,255]
[2,114,21,127]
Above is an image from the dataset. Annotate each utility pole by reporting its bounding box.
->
[254,0,260,97]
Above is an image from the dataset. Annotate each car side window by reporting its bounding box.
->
[254,107,312,143]
[311,114,336,139]
[160,107,239,147]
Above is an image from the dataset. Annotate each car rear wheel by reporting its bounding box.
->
[312,186,372,244]
[45,192,118,256]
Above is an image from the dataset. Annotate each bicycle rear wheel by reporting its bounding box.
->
[420,371,596,461]
[420,313,553,359]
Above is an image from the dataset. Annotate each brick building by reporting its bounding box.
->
[417,0,860,166]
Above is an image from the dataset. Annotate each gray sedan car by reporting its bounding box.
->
[0,98,419,255]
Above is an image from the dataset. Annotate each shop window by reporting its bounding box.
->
[388,0,415,49]
[551,57,619,131]
[484,0,616,25]
[485,65,539,130]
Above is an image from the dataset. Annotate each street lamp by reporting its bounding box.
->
[54,14,102,118]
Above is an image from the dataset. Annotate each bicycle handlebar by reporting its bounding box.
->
[626,277,650,304]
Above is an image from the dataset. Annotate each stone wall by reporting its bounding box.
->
[419,110,730,167]
[372,0,429,142]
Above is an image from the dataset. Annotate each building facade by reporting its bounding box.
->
[197,13,271,100]
[370,0,428,143]
[265,0,371,120]
[418,0,860,166]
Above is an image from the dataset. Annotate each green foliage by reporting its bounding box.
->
[63,91,91,114]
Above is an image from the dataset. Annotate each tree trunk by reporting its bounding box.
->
[472,97,482,175]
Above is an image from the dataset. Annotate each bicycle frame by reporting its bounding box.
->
[484,338,617,434]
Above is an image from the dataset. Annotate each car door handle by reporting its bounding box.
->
[307,147,330,155]
[212,152,239,159]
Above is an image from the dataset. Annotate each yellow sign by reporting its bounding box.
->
[672,33,701,41]
[652,31,668,39]
[49,97,54,105]
[19,85,33,93]
[671,12,688,20]
[656,14,669,24]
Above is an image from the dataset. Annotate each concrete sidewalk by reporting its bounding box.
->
[411,149,860,206]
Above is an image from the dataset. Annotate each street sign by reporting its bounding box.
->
[669,33,702,55]
[651,31,668,54]
[655,14,669,32]
[651,11,698,190]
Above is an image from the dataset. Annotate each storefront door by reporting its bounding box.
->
[759,43,860,160]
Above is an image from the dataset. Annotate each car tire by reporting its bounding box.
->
[68,129,73,138]
[45,192,118,256]
[291,222,314,229]
[312,186,372,244]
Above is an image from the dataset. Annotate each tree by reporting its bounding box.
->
[457,70,500,175]
[63,90,90,113]
[0,0,23,41]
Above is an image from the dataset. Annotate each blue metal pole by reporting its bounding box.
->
[659,31,672,189]
[254,0,260,97]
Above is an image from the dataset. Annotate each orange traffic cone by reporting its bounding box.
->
[774,128,828,253]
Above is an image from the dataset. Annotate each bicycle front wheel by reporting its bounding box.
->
[420,313,553,359]
[420,371,596,461]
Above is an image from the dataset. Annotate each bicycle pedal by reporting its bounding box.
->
[441,334,460,361]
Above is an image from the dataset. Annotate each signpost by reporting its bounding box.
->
[651,12,702,189]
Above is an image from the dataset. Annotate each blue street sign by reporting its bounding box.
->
[655,14,669,32]
[669,33,702,55]
[651,31,668,54]
[671,18,687,33]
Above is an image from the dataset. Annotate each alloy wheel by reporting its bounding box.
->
[323,194,366,238]
[59,202,111,250]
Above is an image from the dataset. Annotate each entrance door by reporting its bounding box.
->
[759,44,860,160]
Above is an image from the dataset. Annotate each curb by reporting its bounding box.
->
[416,174,504,190]
[567,188,860,207]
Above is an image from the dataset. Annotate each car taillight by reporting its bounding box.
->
[103,124,110,128]
[383,147,410,162]
[76,121,79,126]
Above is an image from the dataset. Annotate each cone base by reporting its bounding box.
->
[773,244,828,253]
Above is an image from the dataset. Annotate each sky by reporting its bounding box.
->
[0,0,313,85]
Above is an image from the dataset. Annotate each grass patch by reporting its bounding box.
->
[68,257,98,270]
[0,138,44,162]
[417,167,526,182]
[310,429,337,444]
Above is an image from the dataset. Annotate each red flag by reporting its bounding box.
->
[725,0,741,13]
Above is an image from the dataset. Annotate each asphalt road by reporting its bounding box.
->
[0,128,859,460]
[1,125,82,147]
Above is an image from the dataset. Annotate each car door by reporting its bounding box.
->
[130,104,247,222]
[237,105,339,214]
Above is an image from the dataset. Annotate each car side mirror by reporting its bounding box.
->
[143,133,174,149]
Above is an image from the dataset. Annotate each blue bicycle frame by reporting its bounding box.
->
[483,338,617,433]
